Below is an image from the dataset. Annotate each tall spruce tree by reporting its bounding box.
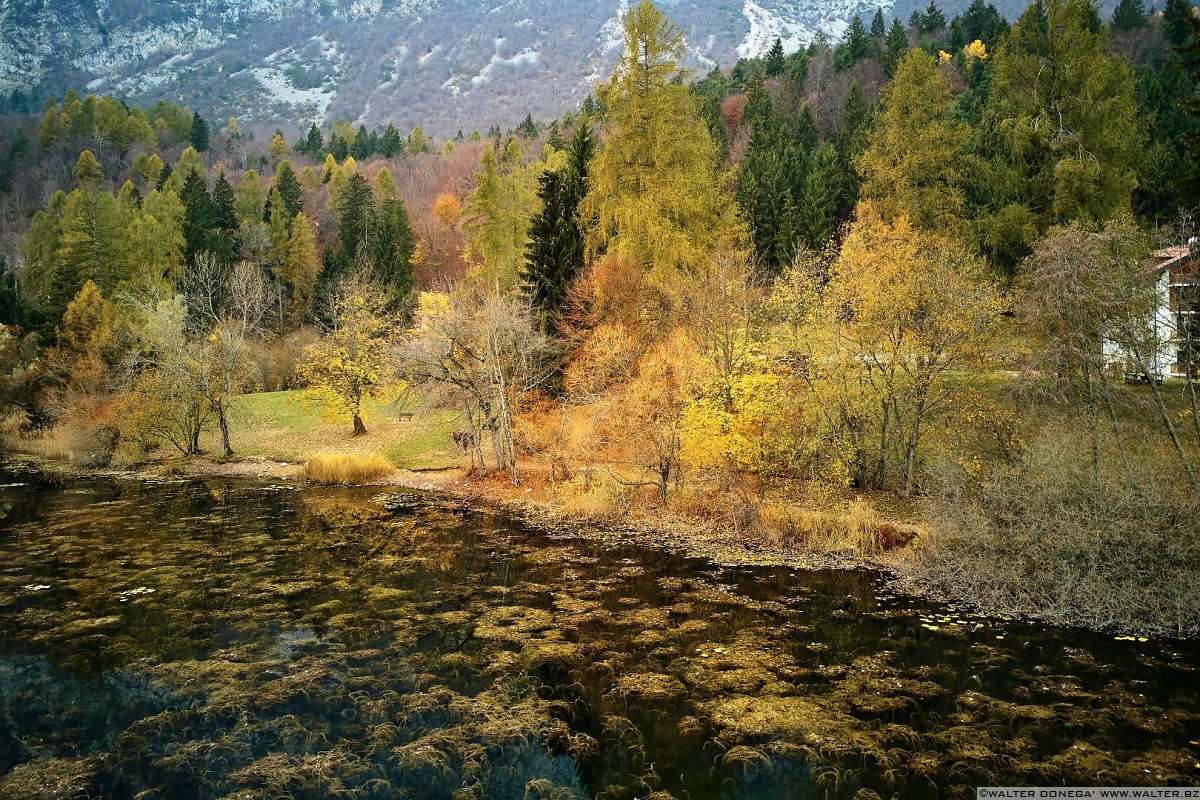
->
[337,172,375,267]
[884,18,910,75]
[871,8,887,36]
[190,112,210,153]
[380,123,403,157]
[369,197,416,309]
[1163,0,1195,46]
[1111,0,1148,29]
[765,38,787,75]
[305,123,324,154]
[523,124,594,330]
[274,161,305,219]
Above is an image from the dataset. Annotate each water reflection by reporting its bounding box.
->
[0,467,1196,799]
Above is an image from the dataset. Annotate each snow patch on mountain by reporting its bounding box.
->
[738,1,812,56]
[471,48,541,87]
[251,66,336,121]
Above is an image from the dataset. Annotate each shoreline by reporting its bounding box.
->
[4,450,912,577]
[6,451,1197,640]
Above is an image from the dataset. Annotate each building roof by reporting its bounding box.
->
[1151,245,1193,274]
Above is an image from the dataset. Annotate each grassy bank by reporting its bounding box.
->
[203,390,464,471]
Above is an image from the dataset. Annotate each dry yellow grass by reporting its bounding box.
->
[303,453,396,485]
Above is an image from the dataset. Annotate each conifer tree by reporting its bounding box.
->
[305,123,324,155]
[352,124,373,160]
[917,0,947,31]
[380,123,402,157]
[180,169,215,264]
[859,49,968,231]
[337,172,375,267]
[765,38,786,75]
[235,170,267,225]
[523,124,594,330]
[279,212,320,324]
[267,188,291,269]
[871,8,886,36]
[798,144,841,248]
[517,114,538,139]
[845,17,876,63]
[274,161,305,220]
[582,0,745,277]
[369,198,416,309]
[49,190,126,325]
[407,126,430,154]
[190,112,210,153]
[1111,0,1147,29]
[950,0,1010,46]
[73,150,103,189]
[1162,0,1195,46]
[884,18,910,75]
[980,0,1141,264]
[211,173,238,238]
[328,132,350,160]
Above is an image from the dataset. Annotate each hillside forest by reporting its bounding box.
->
[0,0,1198,635]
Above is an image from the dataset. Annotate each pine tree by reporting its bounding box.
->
[859,49,969,231]
[871,8,887,36]
[274,161,305,220]
[786,49,811,88]
[211,173,238,236]
[950,0,1010,47]
[884,18,910,76]
[49,190,125,325]
[369,198,416,309]
[1162,0,1194,46]
[582,0,744,277]
[180,168,215,264]
[1111,0,1147,29]
[798,145,840,248]
[190,112,210,153]
[305,123,324,155]
[234,170,267,225]
[352,124,373,159]
[337,172,375,267]
[774,197,804,265]
[328,132,349,160]
[845,17,875,63]
[765,38,786,75]
[267,188,291,269]
[918,0,947,31]
[517,114,538,139]
[981,0,1141,262]
[380,123,402,157]
[523,124,594,330]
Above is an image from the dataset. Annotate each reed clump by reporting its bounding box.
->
[303,453,395,485]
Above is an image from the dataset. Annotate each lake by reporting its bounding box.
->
[0,466,1196,798]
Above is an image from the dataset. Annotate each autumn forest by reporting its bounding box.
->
[0,0,1198,637]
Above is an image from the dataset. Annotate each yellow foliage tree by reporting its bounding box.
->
[298,278,394,436]
[581,0,745,281]
[858,49,969,232]
[802,204,1001,493]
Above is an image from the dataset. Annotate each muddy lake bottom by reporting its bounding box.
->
[0,466,1196,799]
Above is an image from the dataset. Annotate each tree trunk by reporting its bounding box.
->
[353,414,368,437]
[218,405,233,458]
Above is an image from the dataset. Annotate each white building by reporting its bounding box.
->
[1109,244,1200,382]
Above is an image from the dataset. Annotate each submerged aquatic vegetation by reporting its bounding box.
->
[0,473,1196,799]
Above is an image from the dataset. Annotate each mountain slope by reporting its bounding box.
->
[2,0,943,134]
